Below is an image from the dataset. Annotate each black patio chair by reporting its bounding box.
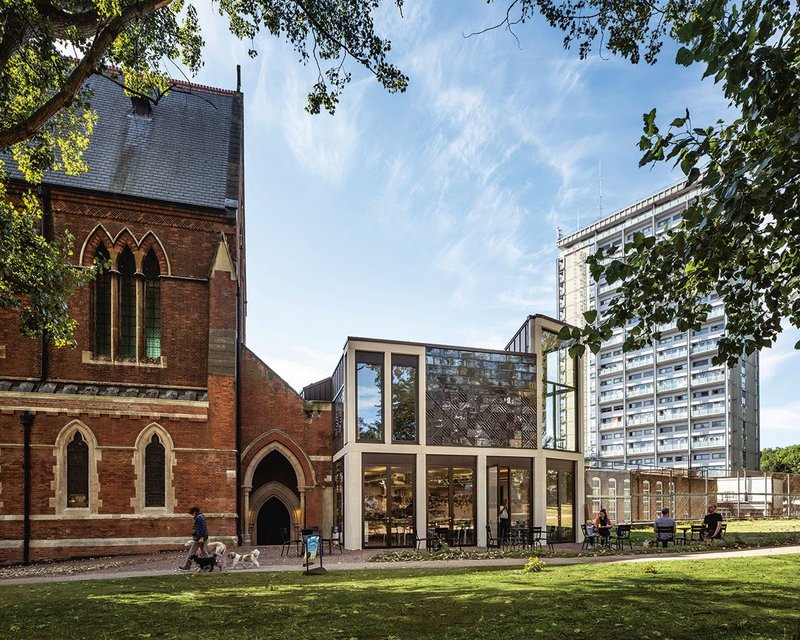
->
[485,525,501,549]
[280,527,301,557]
[580,524,598,550]
[707,523,727,541]
[545,525,557,552]
[655,525,676,547]
[613,524,632,550]
[414,529,437,552]
[322,526,343,554]
[689,523,705,542]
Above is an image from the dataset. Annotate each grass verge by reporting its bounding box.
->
[1,555,799,639]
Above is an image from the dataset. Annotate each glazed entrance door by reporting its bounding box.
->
[546,461,575,541]
[487,463,532,539]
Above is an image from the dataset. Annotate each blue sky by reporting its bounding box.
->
[184,1,798,448]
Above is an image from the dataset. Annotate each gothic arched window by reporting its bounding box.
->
[93,245,111,357]
[67,432,89,508]
[118,247,137,358]
[144,434,166,507]
[143,249,161,359]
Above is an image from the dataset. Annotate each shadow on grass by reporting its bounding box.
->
[1,557,800,639]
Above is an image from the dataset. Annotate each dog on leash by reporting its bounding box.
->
[228,548,260,569]
[190,554,221,572]
[184,540,227,558]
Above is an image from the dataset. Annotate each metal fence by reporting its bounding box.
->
[584,467,800,524]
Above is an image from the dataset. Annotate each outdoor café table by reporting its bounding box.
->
[677,526,691,544]
[511,525,529,548]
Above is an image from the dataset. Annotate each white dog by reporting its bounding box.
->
[228,548,260,569]
[183,539,227,560]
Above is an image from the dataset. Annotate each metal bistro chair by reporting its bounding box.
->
[655,525,677,547]
[415,528,438,552]
[485,525,501,549]
[708,523,727,541]
[689,523,706,542]
[323,526,343,555]
[581,524,598,550]
[280,527,302,557]
[613,524,632,550]
[545,525,557,552]
[528,526,544,551]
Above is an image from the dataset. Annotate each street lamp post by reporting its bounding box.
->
[19,411,34,565]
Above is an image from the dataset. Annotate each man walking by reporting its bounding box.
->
[179,506,208,571]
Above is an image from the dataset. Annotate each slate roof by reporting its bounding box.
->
[5,74,242,212]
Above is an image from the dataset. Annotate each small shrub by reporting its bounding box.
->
[523,557,546,573]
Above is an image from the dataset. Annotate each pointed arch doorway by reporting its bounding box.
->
[257,498,290,545]
[243,442,312,546]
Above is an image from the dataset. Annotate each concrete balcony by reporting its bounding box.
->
[657,408,688,422]
[657,377,688,392]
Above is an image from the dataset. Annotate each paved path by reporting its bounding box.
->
[1,544,798,586]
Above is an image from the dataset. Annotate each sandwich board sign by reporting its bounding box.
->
[303,533,326,575]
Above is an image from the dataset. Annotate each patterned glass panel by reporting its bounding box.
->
[425,348,537,448]
[333,388,344,452]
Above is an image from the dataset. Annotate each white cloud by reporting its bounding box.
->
[760,403,800,448]
[759,326,800,382]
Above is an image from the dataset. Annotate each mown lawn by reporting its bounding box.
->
[1,555,799,640]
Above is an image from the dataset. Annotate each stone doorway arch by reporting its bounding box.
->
[242,440,313,545]
[248,481,301,545]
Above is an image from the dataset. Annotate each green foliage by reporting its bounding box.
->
[0,0,407,343]
[0,181,95,346]
[522,556,546,572]
[760,445,800,473]
[492,0,800,366]
[642,564,658,574]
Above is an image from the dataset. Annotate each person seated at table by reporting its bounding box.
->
[703,504,724,540]
[585,520,599,547]
[653,507,676,547]
[594,508,612,544]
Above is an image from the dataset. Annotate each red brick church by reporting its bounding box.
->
[0,74,332,562]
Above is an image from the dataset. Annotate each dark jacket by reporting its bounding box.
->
[192,512,209,541]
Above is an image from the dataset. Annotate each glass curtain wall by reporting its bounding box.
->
[333,458,344,540]
[363,457,414,548]
[546,460,575,541]
[391,355,418,442]
[541,331,578,451]
[356,351,383,441]
[487,461,532,540]
[427,461,476,546]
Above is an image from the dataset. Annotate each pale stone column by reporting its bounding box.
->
[476,453,487,546]
[242,484,252,545]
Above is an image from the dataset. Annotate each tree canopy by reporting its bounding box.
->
[3,0,800,359]
[0,0,407,345]
[760,445,800,473]
[540,0,800,367]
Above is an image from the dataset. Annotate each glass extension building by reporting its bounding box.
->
[557,182,760,473]
[305,315,585,550]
